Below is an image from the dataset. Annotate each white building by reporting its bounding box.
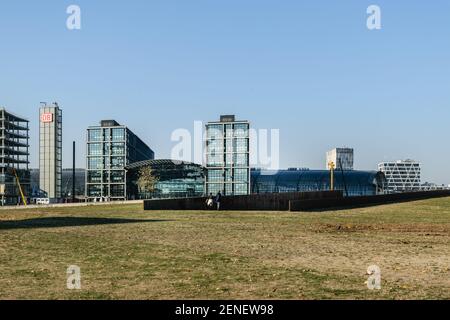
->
[378,160,421,193]
[420,182,450,191]
[39,103,62,200]
[326,148,354,170]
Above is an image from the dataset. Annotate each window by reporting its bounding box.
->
[225,169,233,182]
[225,139,233,153]
[110,170,125,183]
[225,183,233,195]
[207,183,224,195]
[207,125,223,139]
[207,140,223,154]
[233,153,249,166]
[234,124,249,137]
[87,170,102,183]
[234,183,248,195]
[88,157,103,170]
[225,154,232,166]
[207,154,224,167]
[111,156,125,169]
[234,139,248,153]
[88,143,102,156]
[208,170,224,182]
[111,143,125,155]
[112,128,125,141]
[234,169,248,183]
[88,129,102,142]
[110,184,125,197]
[104,128,111,141]
[87,184,102,197]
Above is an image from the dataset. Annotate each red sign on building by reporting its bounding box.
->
[41,113,53,123]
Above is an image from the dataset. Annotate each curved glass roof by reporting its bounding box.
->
[251,169,386,196]
[252,169,384,184]
[126,159,203,170]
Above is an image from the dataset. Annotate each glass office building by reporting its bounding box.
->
[126,159,205,200]
[30,168,86,199]
[205,115,250,196]
[39,103,62,200]
[251,169,386,196]
[86,120,154,201]
[0,108,30,205]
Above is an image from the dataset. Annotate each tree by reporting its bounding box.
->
[137,166,159,194]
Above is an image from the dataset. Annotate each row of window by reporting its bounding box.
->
[87,184,125,197]
[207,138,249,153]
[206,124,249,139]
[88,157,125,170]
[207,153,249,167]
[207,169,249,183]
[88,143,125,156]
[87,170,125,183]
[88,128,126,142]
[206,183,249,196]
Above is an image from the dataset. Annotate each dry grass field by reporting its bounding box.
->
[0,197,449,300]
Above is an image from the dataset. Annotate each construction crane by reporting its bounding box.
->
[328,161,335,191]
[12,168,27,206]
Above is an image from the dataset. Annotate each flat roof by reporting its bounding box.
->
[0,108,29,122]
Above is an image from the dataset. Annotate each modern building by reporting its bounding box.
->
[30,168,86,199]
[126,159,205,200]
[39,103,62,200]
[378,160,421,193]
[0,108,30,205]
[251,168,386,196]
[205,115,250,196]
[420,182,450,191]
[86,120,154,201]
[326,148,354,170]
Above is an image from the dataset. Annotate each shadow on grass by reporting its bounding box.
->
[0,217,172,230]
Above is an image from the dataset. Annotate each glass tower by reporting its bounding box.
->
[205,115,250,196]
[86,120,154,201]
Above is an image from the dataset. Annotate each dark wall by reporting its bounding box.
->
[289,190,450,211]
[144,191,343,211]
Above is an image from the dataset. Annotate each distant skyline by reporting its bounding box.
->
[1,1,450,184]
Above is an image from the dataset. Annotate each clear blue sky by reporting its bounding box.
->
[1,1,449,184]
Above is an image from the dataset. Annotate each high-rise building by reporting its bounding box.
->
[205,115,250,196]
[327,148,354,170]
[378,159,421,193]
[86,120,154,201]
[0,108,30,205]
[39,103,62,199]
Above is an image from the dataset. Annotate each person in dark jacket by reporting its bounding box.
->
[215,192,222,211]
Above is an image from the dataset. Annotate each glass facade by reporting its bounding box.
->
[86,121,154,201]
[126,159,205,200]
[251,169,386,196]
[205,115,250,196]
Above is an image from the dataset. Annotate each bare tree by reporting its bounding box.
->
[137,166,159,194]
